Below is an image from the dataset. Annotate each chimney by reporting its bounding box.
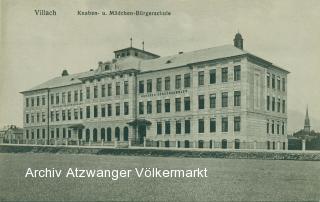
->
[61,69,69,76]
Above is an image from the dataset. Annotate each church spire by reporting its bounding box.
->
[233,32,244,50]
[304,106,311,133]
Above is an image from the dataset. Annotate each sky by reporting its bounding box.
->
[1,0,320,133]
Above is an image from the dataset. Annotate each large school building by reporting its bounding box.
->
[21,33,289,149]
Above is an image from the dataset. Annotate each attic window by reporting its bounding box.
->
[166,60,172,64]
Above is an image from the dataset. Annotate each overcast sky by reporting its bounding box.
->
[1,0,320,133]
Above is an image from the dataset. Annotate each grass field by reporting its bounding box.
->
[0,153,319,201]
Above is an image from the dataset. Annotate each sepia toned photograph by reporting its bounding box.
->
[0,0,320,201]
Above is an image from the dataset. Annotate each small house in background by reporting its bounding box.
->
[0,125,23,144]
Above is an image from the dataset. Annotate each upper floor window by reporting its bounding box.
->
[80,90,83,101]
[68,91,72,102]
[282,100,286,113]
[36,96,40,106]
[271,74,275,89]
[147,101,152,114]
[94,86,98,98]
[139,81,144,93]
[198,95,205,109]
[147,79,152,93]
[26,98,29,107]
[116,103,120,116]
[116,82,120,95]
[157,122,162,135]
[139,102,144,114]
[234,116,241,131]
[156,100,162,113]
[222,117,228,132]
[184,97,190,111]
[175,98,181,112]
[234,91,241,106]
[55,93,59,104]
[50,94,54,105]
[101,85,106,97]
[185,120,191,134]
[234,65,241,81]
[272,97,275,111]
[42,96,46,105]
[62,92,66,104]
[198,71,204,86]
[267,73,270,88]
[165,99,170,112]
[74,90,79,102]
[198,119,204,133]
[222,92,228,107]
[124,81,129,94]
[277,77,281,91]
[94,105,98,118]
[86,87,90,99]
[165,77,170,90]
[222,67,228,82]
[124,102,129,115]
[86,106,90,118]
[210,94,216,108]
[210,69,216,84]
[282,78,286,92]
[31,97,34,107]
[184,73,191,88]
[156,78,162,91]
[175,75,181,89]
[108,84,112,96]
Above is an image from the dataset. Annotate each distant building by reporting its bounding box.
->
[20,33,289,150]
[0,125,23,144]
[304,107,311,134]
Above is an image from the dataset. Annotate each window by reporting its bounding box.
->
[139,81,144,93]
[139,102,144,114]
[74,90,78,102]
[124,102,129,115]
[156,100,162,113]
[165,121,170,134]
[272,97,275,111]
[56,128,59,138]
[282,78,286,91]
[50,94,54,105]
[157,122,162,135]
[36,113,40,122]
[108,84,112,96]
[165,99,170,112]
[210,69,216,84]
[234,65,241,81]
[156,78,162,91]
[31,97,34,107]
[282,122,285,135]
[67,109,71,121]
[184,97,190,111]
[42,129,45,139]
[101,85,106,97]
[277,77,281,91]
[176,121,181,134]
[86,106,90,118]
[208,94,215,108]
[198,119,204,133]
[198,71,204,86]
[26,98,29,107]
[86,87,90,99]
[55,111,59,121]
[74,109,78,120]
[124,81,129,94]
[267,96,270,110]
[210,118,216,132]
[42,112,46,122]
[272,121,275,134]
[108,104,112,116]
[185,120,191,134]
[267,121,269,133]
[62,110,66,121]
[234,91,241,106]
[147,79,152,93]
[116,82,120,95]
[67,91,71,103]
[36,96,40,106]
[272,74,275,89]
[165,77,170,90]
[222,117,228,132]
[277,123,280,134]
[62,92,66,104]
[175,98,181,112]
[266,74,271,88]
[198,95,205,109]
[175,75,181,89]
[26,114,29,123]
[222,67,228,82]
[63,128,66,138]
[56,93,59,104]
[184,73,191,88]
[282,100,286,113]
[277,98,281,112]
[80,90,83,101]
[234,116,241,131]
[147,101,152,114]
[116,103,120,116]
[40,98,44,108]
[94,105,98,118]
[222,92,228,107]
[50,111,54,122]
[80,108,83,119]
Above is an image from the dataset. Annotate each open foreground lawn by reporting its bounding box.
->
[0,153,319,201]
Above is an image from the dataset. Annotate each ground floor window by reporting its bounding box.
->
[267,141,270,150]
[273,141,275,150]
[198,140,204,148]
[165,140,170,147]
[107,128,112,141]
[235,139,240,149]
[222,139,227,149]
[124,127,128,141]
[185,140,190,148]
[283,142,286,150]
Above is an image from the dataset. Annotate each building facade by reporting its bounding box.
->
[21,33,289,149]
